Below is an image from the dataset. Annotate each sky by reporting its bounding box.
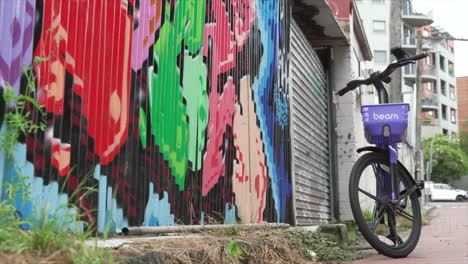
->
[413,0,468,77]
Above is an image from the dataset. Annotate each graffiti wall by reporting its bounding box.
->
[0,0,292,231]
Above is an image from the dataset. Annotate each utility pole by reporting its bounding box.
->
[414,30,423,180]
[428,140,433,182]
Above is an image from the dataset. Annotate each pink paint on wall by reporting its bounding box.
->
[202,77,237,196]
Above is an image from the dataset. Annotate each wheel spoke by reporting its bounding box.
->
[371,206,386,231]
[359,188,384,204]
[398,185,418,202]
[396,208,414,222]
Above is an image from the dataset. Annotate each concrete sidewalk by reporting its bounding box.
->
[349,202,468,264]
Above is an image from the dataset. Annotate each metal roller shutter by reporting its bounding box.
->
[290,19,331,225]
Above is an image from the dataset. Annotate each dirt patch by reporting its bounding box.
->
[0,251,71,264]
[0,229,354,263]
[116,230,312,264]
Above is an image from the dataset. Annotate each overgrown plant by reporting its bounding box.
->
[225,239,243,259]
[287,230,352,262]
[0,59,118,263]
[0,59,46,160]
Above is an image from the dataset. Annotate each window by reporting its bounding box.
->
[403,83,413,93]
[403,0,411,15]
[443,129,448,135]
[374,50,387,64]
[449,85,455,100]
[441,104,447,120]
[425,55,431,65]
[373,20,386,32]
[440,55,446,71]
[403,25,415,45]
[448,61,454,76]
[450,108,456,123]
[441,185,452,190]
[428,111,433,116]
[441,80,447,95]
[425,82,432,91]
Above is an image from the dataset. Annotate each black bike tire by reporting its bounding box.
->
[349,152,422,258]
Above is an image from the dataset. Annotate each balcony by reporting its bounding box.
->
[422,64,437,77]
[421,95,439,109]
[422,117,440,126]
[403,64,437,82]
[402,9,434,27]
[401,36,433,54]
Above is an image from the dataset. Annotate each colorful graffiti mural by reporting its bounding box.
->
[0,0,292,231]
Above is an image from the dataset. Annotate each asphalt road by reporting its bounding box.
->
[349,202,468,264]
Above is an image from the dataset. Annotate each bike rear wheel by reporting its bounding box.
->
[349,152,422,258]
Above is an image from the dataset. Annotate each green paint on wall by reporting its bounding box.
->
[148,0,207,190]
[182,51,208,171]
[139,107,147,149]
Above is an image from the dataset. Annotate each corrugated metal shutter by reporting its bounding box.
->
[290,20,331,225]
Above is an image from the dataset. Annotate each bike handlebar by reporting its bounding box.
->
[336,52,428,96]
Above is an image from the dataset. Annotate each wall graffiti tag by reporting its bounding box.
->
[0,0,292,231]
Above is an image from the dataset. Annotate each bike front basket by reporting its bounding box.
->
[361,103,410,144]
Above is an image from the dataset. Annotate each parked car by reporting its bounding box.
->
[426,182,468,202]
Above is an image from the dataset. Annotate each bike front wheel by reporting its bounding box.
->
[349,152,422,258]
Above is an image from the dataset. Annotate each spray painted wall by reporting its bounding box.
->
[0,0,292,231]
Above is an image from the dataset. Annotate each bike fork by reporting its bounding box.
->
[379,144,399,202]
[389,143,399,202]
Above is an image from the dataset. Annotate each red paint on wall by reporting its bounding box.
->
[34,0,133,166]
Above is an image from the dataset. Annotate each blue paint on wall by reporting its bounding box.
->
[274,84,289,129]
[93,165,129,233]
[223,204,237,224]
[253,0,292,222]
[1,143,83,231]
[143,183,175,226]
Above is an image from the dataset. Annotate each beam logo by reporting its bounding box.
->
[373,113,399,120]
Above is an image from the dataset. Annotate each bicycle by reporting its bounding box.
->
[336,47,427,258]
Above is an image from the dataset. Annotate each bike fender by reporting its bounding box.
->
[356,146,422,197]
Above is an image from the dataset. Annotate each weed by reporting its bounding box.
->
[362,209,374,222]
[287,230,352,262]
[225,239,243,259]
[0,60,118,263]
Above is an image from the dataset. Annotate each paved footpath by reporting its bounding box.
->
[350,202,468,264]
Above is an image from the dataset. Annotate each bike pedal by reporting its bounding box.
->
[415,180,424,190]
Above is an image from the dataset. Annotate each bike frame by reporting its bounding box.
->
[372,79,400,202]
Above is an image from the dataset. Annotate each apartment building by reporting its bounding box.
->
[403,26,459,137]
[457,76,468,132]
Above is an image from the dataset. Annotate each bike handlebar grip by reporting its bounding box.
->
[406,52,428,61]
[336,79,370,96]
[336,87,351,96]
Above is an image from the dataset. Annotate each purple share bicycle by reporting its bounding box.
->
[336,47,427,258]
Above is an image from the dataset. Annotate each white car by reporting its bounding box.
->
[427,182,468,202]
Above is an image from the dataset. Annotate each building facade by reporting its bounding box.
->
[457,76,468,132]
[406,26,459,138]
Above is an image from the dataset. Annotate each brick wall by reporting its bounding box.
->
[457,77,468,132]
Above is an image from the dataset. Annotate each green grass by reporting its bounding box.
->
[0,60,118,263]
[286,230,352,262]
[0,174,118,263]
